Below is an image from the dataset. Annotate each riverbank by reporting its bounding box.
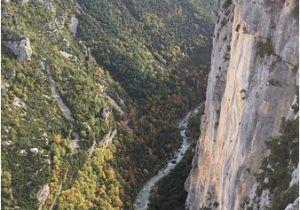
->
[134,105,203,210]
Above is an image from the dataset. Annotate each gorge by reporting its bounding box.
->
[135,105,203,210]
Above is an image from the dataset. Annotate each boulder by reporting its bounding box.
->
[30,148,39,155]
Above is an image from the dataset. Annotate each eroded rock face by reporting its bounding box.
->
[185,0,298,209]
[284,198,299,210]
[69,14,78,36]
[4,38,32,64]
[37,184,50,204]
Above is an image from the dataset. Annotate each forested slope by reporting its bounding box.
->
[1,0,214,209]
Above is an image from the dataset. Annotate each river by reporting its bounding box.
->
[134,105,202,210]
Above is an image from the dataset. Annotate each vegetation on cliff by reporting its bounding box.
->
[242,118,299,210]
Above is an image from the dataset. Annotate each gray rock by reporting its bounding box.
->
[37,184,50,203]
[69,14,79,36]
[4,38,32,64]
[59,51,73,60]
[13,96,26,108]
[2,140,14,146]
[20,150,27,155]
[284,197,299,210]
[30,148,39,155]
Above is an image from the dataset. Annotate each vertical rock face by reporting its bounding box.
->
[185,0,299,209]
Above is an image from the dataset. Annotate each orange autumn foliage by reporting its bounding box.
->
[53,134,62,144]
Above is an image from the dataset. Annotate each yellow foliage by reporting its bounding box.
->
[96,66,105,77]
[56,147,124,209]
[53,134,62,144]
[112,196,124,208]
[96,83,106,93]
[106,168,115,178]
[58,189,90,210]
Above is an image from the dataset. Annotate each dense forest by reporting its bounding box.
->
[148,109,202,210]
[1,0,214,209]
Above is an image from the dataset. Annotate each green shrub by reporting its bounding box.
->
[268,79,281,87]
[254,118,299,210]
[222,0,232,9]
[267,185,298,210]
[257,38,273,57]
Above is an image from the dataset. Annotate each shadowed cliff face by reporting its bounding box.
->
[185,0,299,209]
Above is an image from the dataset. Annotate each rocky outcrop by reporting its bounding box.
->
[98,129,117,148]
[30,148,39,155]
[69,14,78,37]
[12,96,26,108]
[43,62,81,149]
[4,38,32,64]
[185,0,298,209]
[60,51,73,60]
[37,184,50,209]
[284,198,299,210]
[100,107,111,125]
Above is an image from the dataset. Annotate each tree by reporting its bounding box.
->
[53,134,62,144]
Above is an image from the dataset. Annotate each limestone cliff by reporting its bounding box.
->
[185,0,299,209]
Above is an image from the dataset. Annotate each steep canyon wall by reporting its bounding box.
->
[186,0,299,209]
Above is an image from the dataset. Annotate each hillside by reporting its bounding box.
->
[1,0,214,209]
